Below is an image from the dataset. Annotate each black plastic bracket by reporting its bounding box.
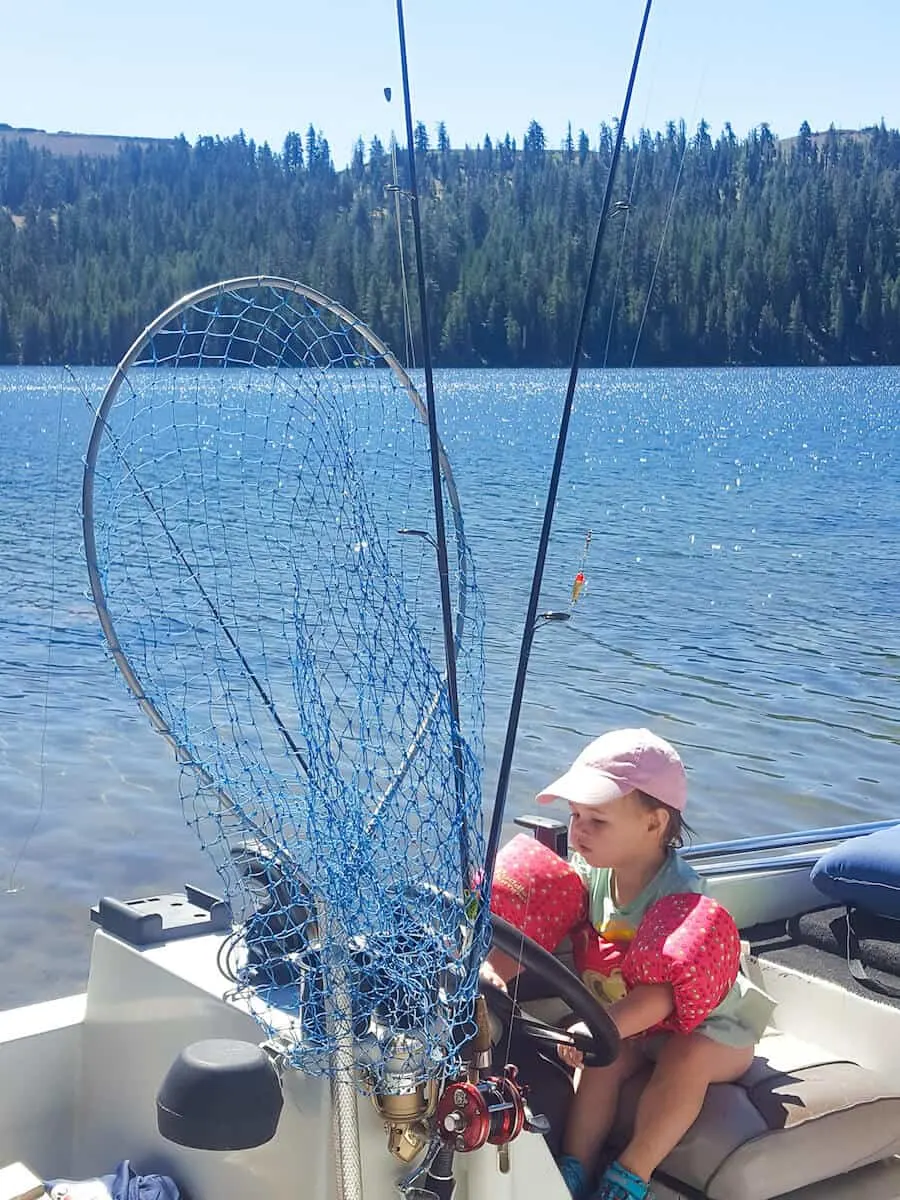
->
[514,814,568,859]
[91,885,232,947]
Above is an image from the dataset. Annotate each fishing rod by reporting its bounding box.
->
[394,0,471,887]
[483,0,655,888]
[388,136,417,370]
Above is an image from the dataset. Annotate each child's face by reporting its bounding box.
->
[568,791,666,869]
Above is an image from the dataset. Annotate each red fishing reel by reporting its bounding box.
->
[435,1066,536,1151]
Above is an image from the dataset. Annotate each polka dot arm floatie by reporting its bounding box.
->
[620,892,741,1034]
[489,834,589,952]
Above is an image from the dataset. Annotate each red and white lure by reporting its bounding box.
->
[570,529,592,608]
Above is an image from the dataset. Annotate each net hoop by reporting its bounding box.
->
[82,275,470,823]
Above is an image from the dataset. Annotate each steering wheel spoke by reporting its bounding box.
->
[486,914,620,1069]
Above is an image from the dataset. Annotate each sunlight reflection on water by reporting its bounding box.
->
[0,364,897,1004]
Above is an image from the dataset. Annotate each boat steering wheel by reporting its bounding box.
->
[484,914,621,1068]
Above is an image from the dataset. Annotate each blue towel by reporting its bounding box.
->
[109,1161,180,1200]
[47,1161,180,1200]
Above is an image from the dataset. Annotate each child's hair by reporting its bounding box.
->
[634,789,695,850]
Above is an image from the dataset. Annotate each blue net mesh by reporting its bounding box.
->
[83,278,488,1088]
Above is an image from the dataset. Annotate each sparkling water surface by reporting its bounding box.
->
[0,365,897,1006]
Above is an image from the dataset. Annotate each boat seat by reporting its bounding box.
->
[609,1029,900,1200]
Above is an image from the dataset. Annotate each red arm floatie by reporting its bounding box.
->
[620,892,741,1034]
[489,834,588,952]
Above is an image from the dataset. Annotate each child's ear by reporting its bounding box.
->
[646,805,667,837]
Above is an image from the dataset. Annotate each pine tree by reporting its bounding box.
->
[1,118,899,365]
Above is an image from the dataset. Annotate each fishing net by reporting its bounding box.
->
[82,277,488,1088]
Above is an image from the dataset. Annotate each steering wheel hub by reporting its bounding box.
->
[487,913,621,1068]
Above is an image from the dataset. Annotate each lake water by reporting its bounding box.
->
[1,364,898,1006]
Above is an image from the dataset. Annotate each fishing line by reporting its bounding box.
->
[602,141,648,368]
[630,119,692,367]
[394,0,471,888]
[627,63,710,367]
[4,371,68,894]
[388,132,416,370]
[601,70,658,368]
[602,202,635,369]
[503,915,530,1071]
[483,0,655,888]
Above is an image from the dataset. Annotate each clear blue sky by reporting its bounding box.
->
[5,0,898,166]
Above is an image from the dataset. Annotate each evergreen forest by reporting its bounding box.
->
[2,117,900,367]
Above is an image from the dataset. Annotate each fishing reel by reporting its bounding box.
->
[389,1064,548,1200]
[429,994,544,1154]
[374,994,547,1174]
[434,1065,540,1152]
[371,1073,440,1163]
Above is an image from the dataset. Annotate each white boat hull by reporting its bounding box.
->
[3,829,900,1200]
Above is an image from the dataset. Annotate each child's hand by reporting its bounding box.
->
[557,1020,590,1069]
[479,959,509,994]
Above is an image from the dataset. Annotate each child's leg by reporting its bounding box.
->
[617,1033,754,1184]
[563,1038,646,1175]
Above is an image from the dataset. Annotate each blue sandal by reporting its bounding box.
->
[557,1153,589,1199]
[593,1160,652,1200]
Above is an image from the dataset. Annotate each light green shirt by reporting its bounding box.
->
[571,850,774,1047]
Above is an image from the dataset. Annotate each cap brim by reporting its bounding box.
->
[536,767,628,807]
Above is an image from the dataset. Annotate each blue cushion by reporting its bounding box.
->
[811,825,900,919]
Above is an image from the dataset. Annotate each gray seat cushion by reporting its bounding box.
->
[610,1031,900,1200]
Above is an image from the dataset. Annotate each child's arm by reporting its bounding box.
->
[478,948,522,993]
[558,983,675,1069]
[606,981,675,1038]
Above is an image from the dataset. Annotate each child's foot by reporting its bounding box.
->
[557,1153,588,1199]
[592,1160,652,1200]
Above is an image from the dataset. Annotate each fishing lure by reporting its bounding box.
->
[570,529,592,607]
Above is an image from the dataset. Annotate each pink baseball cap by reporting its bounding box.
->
[536,727,688,812]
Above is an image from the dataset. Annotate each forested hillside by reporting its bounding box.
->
[2,117,899,366]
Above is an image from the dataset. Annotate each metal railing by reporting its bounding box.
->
[683,819,899,863]
[514,815,900,878]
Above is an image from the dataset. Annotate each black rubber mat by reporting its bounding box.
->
[746,907,900,1009]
